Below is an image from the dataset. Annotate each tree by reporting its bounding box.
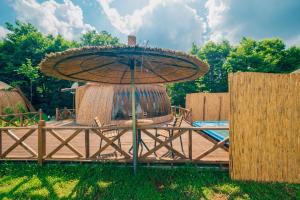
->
[197,40,232,92]
[16,59,39,101]
[0,21,122,114]
[223,37,299,73]
[167,40,232,106]
[80,30,120,46]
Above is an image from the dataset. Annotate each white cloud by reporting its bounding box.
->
[0,26,9,38]
[98,0,207,50]
[11,0,94,40]
[98,0,168,35]
[204,0,300,45]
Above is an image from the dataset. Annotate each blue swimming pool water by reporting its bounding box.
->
[192,121,229,142]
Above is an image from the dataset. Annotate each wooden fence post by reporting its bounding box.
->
[0,130,2,159]
[20,114,24,127]
[38,120,46,165]
[63,107,67,119]
[38,109,43,120]
[85,129,90,158]
[188,130,192,160]
[55,108,59,121]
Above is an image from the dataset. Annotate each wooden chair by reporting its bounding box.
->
[94,117,121,158]
[156,115,185,158]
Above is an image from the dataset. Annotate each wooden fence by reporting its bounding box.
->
[0,121,229,165]
[229,72,300,183]
[0,110,42,127]
[186,93,229,121]
[55,108,76,121]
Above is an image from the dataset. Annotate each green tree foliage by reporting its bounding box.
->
[80,30,120,46]
[223,37,299,73]
[168,40,232,106]
[168,38,300,106]
[0,21,120,114]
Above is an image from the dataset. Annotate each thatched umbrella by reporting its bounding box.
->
[39,36,209,173]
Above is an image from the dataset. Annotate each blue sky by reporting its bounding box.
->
[0,0,299,51]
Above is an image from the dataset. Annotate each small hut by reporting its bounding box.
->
[0,81,34,114]
[75,83,173,125]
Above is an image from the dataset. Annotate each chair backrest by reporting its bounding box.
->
[172,115,183,128]
[94,116,103,127]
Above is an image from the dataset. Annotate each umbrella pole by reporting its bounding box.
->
[130,61,137,174]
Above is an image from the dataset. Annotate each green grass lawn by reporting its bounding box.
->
[0,163,299,200]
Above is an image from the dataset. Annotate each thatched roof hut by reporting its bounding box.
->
[0,81,34,114]
[75,83,173,125]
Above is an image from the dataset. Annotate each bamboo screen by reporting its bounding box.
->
[186,93,229,121]
[229,72,300,183]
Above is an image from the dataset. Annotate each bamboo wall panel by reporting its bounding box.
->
[76,84,114,125]
[229,72,300,183]
[186,93,229,121]
[75,84,172,126]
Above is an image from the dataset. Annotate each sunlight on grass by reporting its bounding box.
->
[214,183,241,194]
[0,176,28,193]
[52,178,79,198]
[98,180,112,189]
[0,163,299,200]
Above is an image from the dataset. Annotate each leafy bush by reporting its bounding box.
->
[3,106,14,115]
[16,102,27,113]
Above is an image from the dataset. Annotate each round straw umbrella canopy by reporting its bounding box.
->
[40,46,209,84]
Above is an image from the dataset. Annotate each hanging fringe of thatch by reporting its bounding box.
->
[75,83,172,125]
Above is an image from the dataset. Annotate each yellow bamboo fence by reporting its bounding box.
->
[186,93,229,121]
[229,72,300,183]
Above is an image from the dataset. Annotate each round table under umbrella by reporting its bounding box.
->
[39,36,209,173]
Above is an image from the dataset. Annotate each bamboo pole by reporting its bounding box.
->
[130,60,137,175]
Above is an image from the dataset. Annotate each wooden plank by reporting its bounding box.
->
[203,96,206,120]
[85,129,89,158]
[188,130,192,160]
[38,120,45,165]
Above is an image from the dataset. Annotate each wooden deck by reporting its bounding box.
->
[0,120,229,164]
